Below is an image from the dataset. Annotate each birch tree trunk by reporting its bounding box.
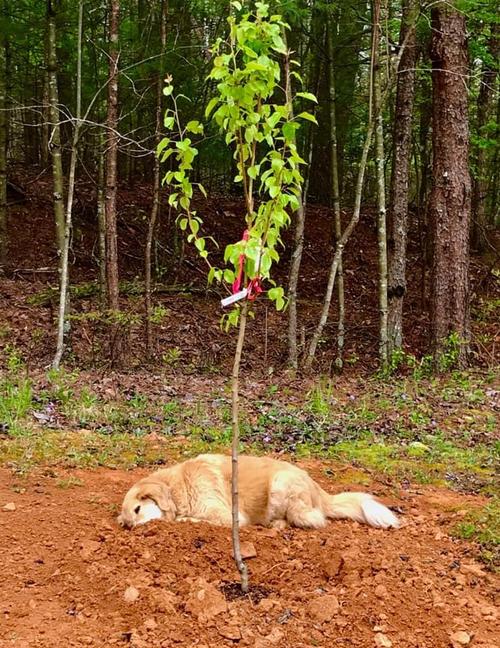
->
[52,0,83,370]
[387,0,418,355]
[372,0,388,370]
[429,3,471,368]
[327,7,345,371]
[145,0,167,359]
[105,0,121,362]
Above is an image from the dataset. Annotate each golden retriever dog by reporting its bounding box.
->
[118,454,399,530]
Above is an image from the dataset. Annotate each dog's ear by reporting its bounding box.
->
[138,480,176,519]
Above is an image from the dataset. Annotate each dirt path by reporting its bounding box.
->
[0,464,498,648]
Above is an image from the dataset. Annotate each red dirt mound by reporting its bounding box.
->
[0,465,498,648]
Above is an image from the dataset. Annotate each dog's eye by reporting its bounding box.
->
[134,505,141,514]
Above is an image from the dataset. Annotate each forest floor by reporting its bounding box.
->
[0,169,499,646]
[0,460,498,648]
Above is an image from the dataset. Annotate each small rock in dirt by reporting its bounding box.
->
[479,604,497,620]
[459,562,485,578]
[323,556,344,579]
[258,598,275,612]
[375,585,388,598]
[449,631,472,647]
[185,578,227,622]
[238,541,257,559]
[151,590,177,614]
[374,633,392,648]
[143,618,157,632]
[266,628,284,644]
[306,594,339,623]
[80,540,100,560]
[2,502,16,511]
[218,623,241,641]
[123,586,140,603]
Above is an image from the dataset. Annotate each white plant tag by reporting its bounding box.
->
[221,288,248,308]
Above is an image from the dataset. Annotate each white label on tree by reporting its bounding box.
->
[221,288,248,308]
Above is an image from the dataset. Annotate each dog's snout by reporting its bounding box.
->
[117,514,132,529]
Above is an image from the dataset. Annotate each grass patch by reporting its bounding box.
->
[453,498,500,570]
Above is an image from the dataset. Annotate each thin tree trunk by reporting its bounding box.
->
[97,130,107,308]
[145,0,167,359]
[52,0,83,370]
[471,24,498,252]
[231,301,249,593]
[0,0,7,268]
[105,0,121,362]
[304,117,375,370]
[429,4,471,367]
[372,0,388,370]
[387,0,418,355]
[46,0,65,272]
[327,7,345,371]
[286,60,321,370]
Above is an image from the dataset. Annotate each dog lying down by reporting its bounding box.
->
[118,454,400,531]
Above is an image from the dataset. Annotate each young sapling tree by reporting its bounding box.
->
[158,1,316,591]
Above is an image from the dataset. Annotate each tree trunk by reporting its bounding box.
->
[231,302,249,593]
[428,4,471,368]
[46,0,65,272]
[287,24,323,370]
[52,0,83,370]
[304,117,375,370]
[372,0,388,370]
[327,6,345,372]
[105,0,121,362]
[471,24,498,252]
[97,130,107,308]
[387,0,419,355]
[0,0,7,268]
[145,0,167,359]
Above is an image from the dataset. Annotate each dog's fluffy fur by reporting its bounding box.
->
[118,454,399,530]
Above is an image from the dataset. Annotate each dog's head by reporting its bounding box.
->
[117,478,176,529]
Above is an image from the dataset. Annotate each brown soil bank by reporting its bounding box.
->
[0,464,498,648]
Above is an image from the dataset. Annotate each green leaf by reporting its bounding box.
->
[297,111,318,124]
[205,97,219,118]
[164,115,175,129]
[296,92,318,103]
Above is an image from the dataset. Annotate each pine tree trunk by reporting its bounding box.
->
[429,4,471,368]
[327,7,345,371]
[46,0,65,272]
[105,0,121,362]
[387,0,418,355]
[0,0,7,268]
[471,24,498,252]
[145,0,167,359]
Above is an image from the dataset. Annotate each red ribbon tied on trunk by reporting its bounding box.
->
[231,230,262,302]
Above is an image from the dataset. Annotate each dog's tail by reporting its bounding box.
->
[319,490,400,529]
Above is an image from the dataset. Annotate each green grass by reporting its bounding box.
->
[453,499,500,570]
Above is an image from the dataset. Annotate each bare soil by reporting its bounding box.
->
[0,462,498,648]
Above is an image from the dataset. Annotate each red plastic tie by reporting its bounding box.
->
[232,229,249,294]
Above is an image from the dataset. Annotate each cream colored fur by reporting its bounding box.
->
[117,454,400,530]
